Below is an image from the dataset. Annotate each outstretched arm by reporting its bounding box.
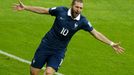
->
[13,0,49,14]
[90,29,124,54]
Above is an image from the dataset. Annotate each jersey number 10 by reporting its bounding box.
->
[60,27,69,36]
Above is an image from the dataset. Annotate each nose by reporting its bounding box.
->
[77,8,81,13]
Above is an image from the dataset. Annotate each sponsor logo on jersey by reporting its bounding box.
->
[60,17,64,20]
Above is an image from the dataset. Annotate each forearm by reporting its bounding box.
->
[95,32,113,45]
[91,29,114,46]
[24,6,49,14]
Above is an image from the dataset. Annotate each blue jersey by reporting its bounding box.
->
[42,6,93,50]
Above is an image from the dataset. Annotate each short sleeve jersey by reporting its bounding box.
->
[42,6,93,50]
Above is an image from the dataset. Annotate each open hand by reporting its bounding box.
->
[13,0,25,11]
[112,42,124,54]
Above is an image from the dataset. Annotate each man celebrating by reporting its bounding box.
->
[14,0,124,75]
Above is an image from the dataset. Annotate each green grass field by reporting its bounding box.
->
[0,0,134,75]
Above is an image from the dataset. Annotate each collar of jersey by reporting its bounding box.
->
[67,8,80,21]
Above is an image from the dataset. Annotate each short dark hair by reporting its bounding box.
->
[71,0,83,6]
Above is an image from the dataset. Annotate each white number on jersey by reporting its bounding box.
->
[60,27,69,36]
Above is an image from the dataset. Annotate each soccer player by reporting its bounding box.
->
[14,0,124,75]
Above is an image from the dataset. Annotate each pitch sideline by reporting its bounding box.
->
[0,50,63,75]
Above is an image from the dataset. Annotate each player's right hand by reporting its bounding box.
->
[13,0,25,11]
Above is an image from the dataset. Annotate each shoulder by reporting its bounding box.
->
[55,6,68,12]
[49,6,68,16]
[79,15,93,27]
[79,15,88,23]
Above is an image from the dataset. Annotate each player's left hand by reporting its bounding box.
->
[111,42,125,54]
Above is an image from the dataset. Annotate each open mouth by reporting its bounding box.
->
[75,11,80,15]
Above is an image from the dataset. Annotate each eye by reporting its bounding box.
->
[75,6,79,8]
[80,7,83,9]
[75,6,83,10]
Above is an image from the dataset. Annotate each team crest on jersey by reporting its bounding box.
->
[74,23,78,28]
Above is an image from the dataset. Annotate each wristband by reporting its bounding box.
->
[110,42,114,46]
